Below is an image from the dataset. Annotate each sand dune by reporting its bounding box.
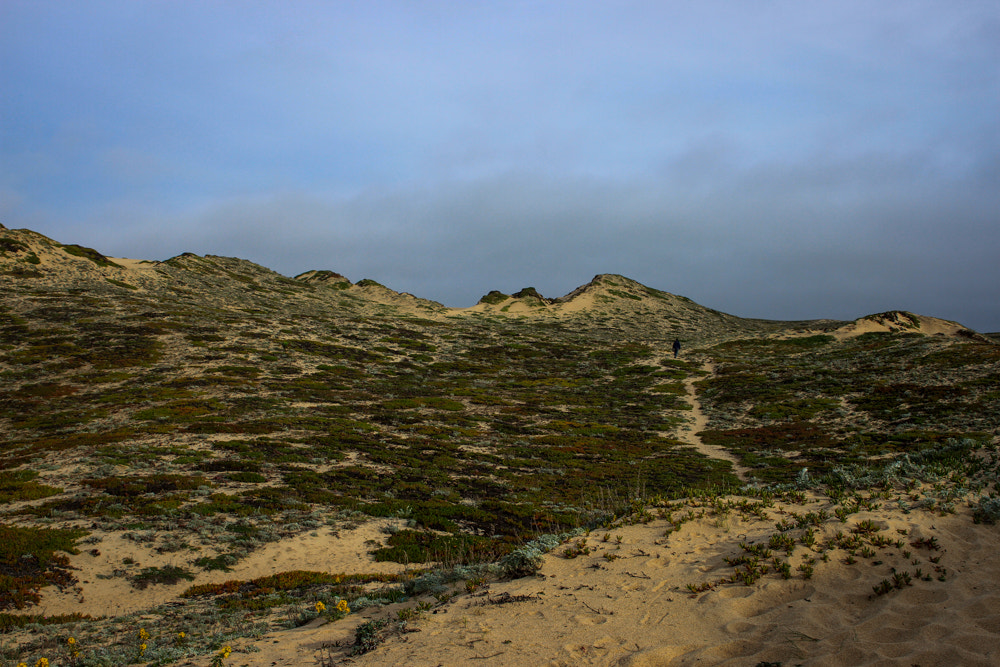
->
[194,491,1000,667]
[831,311,976,340]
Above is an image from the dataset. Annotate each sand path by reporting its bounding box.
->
[673,361,749,481]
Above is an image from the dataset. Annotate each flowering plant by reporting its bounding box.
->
[210,645,233,667]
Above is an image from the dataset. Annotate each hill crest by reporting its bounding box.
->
[0,225,986,341]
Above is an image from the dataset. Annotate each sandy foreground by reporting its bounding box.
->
[96,493,994,667]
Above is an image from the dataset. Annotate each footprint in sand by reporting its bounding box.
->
[837,565,867,584]
[867,610,930,632]
[945,629,994,651]
[616,645,694,666]
[730,584,816,619]
[973,615,1000,634]
[921,623,954,641]
[904,588,949,604]
[715,586,753,599]
[642,556,669,570]
[958,596,1000,635]
[784,583,817,602]
[693,638,767,664]
[869,625,928,644]
[723,620,756,634]
[571,613,609,626]
[651,579,671,593]
[873,640,920,659]
[563,637,614,660]
[963,596,1000,619]
[639,610,672,626]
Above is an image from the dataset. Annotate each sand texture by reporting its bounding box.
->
[190,493,1000,666]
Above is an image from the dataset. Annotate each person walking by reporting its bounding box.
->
[672,338,681,358]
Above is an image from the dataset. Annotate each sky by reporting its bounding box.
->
[2,1,999,331]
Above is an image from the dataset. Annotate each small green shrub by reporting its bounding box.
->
[0,471,62,503]
[973,497,1000,524]
[0,524,86,610]
[60,243,120,267]
[479,290,509,305]
[351,618,390,655]
[130,565,195,589]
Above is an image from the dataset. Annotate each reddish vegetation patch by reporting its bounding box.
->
[0,525,85,610]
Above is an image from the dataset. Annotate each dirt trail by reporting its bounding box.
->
[676,361,750,481]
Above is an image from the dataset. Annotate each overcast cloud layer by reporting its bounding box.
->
[3,1,999,330]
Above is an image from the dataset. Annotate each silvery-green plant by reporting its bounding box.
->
[973,496,1000,524]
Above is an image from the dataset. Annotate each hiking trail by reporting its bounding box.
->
[675,360,750,481]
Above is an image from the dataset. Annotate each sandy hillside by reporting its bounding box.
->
[831,311,977,340]
[4,225,999,667]
[107,257,161,271]
[180,492,1000,667]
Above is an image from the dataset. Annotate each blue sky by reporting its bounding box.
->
[3,1,999,330]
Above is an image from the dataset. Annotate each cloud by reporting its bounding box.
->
[31,140,987,333]
[2,1,999,331]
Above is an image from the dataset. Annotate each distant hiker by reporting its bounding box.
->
[672,338,681,358]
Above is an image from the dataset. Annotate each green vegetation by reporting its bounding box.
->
[696,330,1000,484]
[0,525,85,610]
[371,530,508,564]
[479,290,509,305]
[1,227,998,665]
[60,243,121,267]
[0,236,29,254]
[0,470,62,503]
[131,565,196,589]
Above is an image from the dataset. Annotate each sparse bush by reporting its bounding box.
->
[497,533,565,579]
[351,618,390,655]
[973,496,1000,524]
[130,565,195,589]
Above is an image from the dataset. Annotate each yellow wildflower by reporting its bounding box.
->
[139,628,150,641]
[35,660,50,667]
[315,601,326,613]
[336,599,350,614]
[67,637,76,645]
[210,645,232,667]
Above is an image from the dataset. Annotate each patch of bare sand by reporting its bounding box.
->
[222,498,1000,667]
[831,313,968,340]
[31,519,409,619]
[551,290,601,314]
[108,257,160,271]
